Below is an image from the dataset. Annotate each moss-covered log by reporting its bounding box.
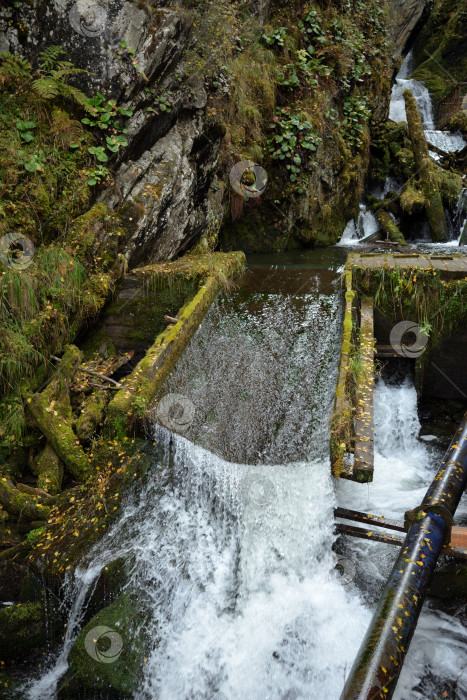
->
[403,89,448,242]
[107,252,245,434]
[376,210,408,246]
[25,345,90,482]
[76,390,109,442]
[0,477,50,521]
[32,443,64,495]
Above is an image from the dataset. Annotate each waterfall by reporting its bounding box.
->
[337,203,380,246]
[340,50,466,248]
[24,263,467,699]
[389,51,435,128]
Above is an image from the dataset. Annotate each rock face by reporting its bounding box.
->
[0,0,434,261]
[0,0,222,264]
[387,0,427,57]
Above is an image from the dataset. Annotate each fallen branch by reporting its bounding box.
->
[164,315,179,325]
[51,356,122,388]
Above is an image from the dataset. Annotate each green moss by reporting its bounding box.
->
[412,0,467,108]
[59,592,149,698]
[447,110,467,133]
[400,185,426,214]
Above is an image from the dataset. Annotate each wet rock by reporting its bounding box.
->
[387,0,427,57]
[59,592,149,698]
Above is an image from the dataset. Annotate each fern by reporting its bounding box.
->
[33,58,95,113]
[0,52,32,86]
[38,45,66,71]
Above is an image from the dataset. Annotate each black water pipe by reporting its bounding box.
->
[341,411,467,700]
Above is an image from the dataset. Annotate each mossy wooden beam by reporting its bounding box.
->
[32,443,63,496]
[331,269,356,478]
[76,391,110,442]
[0,477,50,521]
[25,345,90,482]
[353,298,375,483]
[107,252,245,434]
[403,89,448,242]
[376,210,408,246]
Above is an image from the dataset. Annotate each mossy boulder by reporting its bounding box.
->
[447,110,467,135]
[59,593,149,699]
[400,185,426,214]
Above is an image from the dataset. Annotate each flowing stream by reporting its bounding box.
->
[25,250,467,699]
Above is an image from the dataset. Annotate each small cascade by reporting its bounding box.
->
[389,51,435,129]
[425,130,466,154]
[337,203,380,246]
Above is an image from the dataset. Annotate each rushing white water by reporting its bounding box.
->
[389,51,435,128]
[425,130,466,154]
[338,379,467,699]
[337,203,381,246]
[25,269,467,700]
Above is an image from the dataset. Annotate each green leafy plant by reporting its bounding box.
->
[299,9,326,44]
[82,93,132,132]
[342,95,371,149]
[16,119,36,142]
[277,64,300,91]
[154,92,174,113]
[88,145,108,162]
[262,26,286,48]
[87,165,110,186]
[17,150,45,172]
[268,109,321,182]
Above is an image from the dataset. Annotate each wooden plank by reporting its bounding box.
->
[334,507,405,532]
[353,298,375,481]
